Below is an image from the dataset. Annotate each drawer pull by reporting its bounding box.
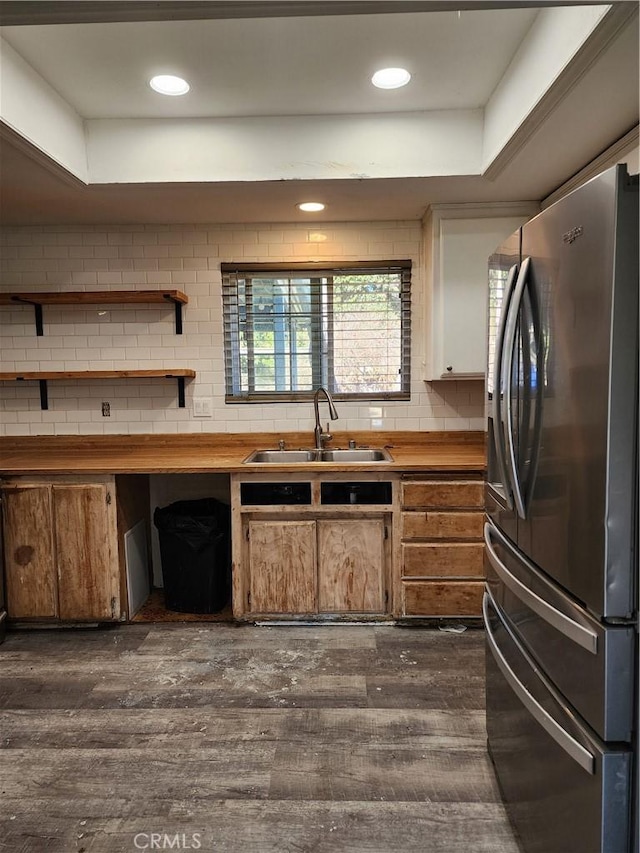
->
[483,590,595,775]
[484,523,598,654]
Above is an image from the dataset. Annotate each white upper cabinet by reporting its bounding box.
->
[422,203,538,381]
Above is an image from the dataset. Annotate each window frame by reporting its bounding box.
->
[221,260,411,403]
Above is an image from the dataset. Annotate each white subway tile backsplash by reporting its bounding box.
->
[133,259,159,271]
[0,220,485,436]
[82,233,108,246]
[5,424,28,435]
[96,272,123,286]
[158,258,184,271]
[108,258,135,272]
[183,257,209,272]
[143,245,170,258]
[132,232,158,245]
[18,245,44,259]
[107,232,134,246]
[157,232,184,245]
[70,272,98,286]
[69,246,96,259]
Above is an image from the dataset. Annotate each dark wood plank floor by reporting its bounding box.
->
[0,623,520,853]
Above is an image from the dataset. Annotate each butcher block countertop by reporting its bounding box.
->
[0,431,486,476]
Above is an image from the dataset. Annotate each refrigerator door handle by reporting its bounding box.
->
[483,590,596,775]
[484,523,598,654]
[491,263,518,509]
[502,256,530,519]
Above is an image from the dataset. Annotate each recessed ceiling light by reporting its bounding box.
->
[297,202,325,212]
[371,68,411,90]
[149,75,190,96]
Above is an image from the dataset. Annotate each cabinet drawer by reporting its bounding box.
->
[402,481,484,509]
[402,542,484,578]
[403,581,484,617]
[402,511,483,540]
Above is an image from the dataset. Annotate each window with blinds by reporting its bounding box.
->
[222,261,411,402]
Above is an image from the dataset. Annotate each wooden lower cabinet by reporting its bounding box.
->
[399,476,485,618]
[244,516,388,617]
[2,484,57,618]
[317,519,385,612]
[53,484,120,621]
[248,520,316,614]
[1,475,148,623]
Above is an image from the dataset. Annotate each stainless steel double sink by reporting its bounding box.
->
[243,448,393,464]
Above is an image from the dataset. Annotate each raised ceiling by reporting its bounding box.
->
[1,10,539,118]
[0,0,638,224]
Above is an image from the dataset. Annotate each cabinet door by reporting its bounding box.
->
[53,484,120,621]
[426,213,532,379]
[248,520,316,614]
[317,519,385,612]
[1,485,57,618]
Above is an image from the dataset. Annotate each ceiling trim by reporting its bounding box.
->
[541,124,639,207]
[422,200,540,224]
[483,3,639,181]
[0,120,87,189]
[0,0,612,26]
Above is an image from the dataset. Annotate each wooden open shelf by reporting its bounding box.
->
[0,369,196,410]
[0,290,189,334]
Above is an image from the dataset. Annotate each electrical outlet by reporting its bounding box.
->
[193,398,213,417]
[101,401,111,417]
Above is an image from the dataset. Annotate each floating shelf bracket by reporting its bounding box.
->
[10,296,44,335]
[173,375,186,407]
[14,375,49,408]
[163,293,184,334]
[39,379,48,410]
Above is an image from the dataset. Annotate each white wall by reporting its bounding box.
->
[87,111,483,184]
[482,4,609,171]
[0,37,88,181]
[0,220,486,436]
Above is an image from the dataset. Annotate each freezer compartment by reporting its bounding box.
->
[484,589,631,853]
[485,519,634,742]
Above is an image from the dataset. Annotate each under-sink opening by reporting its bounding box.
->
[131,587,233,623]
[130,473,233,623]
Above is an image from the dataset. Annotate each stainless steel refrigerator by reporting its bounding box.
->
[0,522,5,644]
[484,164,638,853]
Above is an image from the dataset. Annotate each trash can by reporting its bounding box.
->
[153,498,231,613]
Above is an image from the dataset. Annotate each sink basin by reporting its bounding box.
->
[243,449,318,463]
[243,447,393,463]
[317,448,392,462]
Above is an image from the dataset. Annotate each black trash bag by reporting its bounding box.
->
[153,498,231,614]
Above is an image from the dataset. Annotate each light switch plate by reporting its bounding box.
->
[193,398,213,417]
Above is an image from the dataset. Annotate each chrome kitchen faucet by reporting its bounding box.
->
[313,386,339,449]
